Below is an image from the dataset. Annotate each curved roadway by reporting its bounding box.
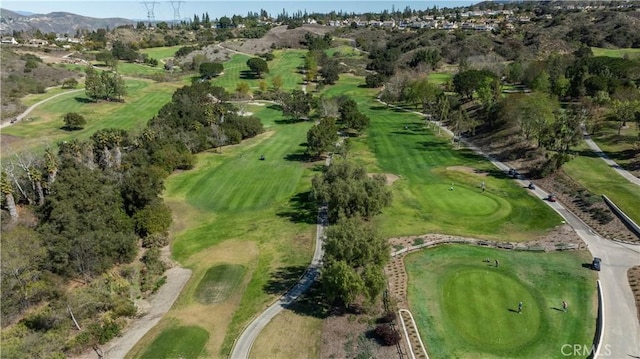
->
[230,204,327,359]
[581,124,640,186]
[0,88,84,130]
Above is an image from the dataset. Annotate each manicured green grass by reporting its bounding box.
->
[163,103,317,356]
[195,264,246,304]
[428,72,453,85]
[323,76,562,240]
[588,120,639,173]
[563,153,640,224]
[213,50,305,93]
[116,62,166,76]
[2,79,182,158]
[138,325,209,359]
[405,245,597,358]
[591,47,640,58]
[140,45,184,62]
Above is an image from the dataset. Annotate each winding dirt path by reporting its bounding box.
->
[74,267,192,359]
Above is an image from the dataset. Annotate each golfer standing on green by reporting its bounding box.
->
[518,301,523,314]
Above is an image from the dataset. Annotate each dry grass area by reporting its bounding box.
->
[320,305,401,359]
[446,165,489,176]
[628,266,640,325]
[220,24,333,55]
[250,310,322,359]
[125,239,259,359]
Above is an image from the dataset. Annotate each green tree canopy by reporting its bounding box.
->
[246,57,269,77]
[307,118,339,158]
[199,62,224,78]
[63,112,86,130]
[312,160,392,222]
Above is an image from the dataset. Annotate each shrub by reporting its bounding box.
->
[379,311,397,323]
[375,324,401,345]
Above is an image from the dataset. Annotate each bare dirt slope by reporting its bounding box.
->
[220,24,333,55]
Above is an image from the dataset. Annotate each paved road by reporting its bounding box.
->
[230,204,327,359]
[581,124,640,186]
[0,88,84,130]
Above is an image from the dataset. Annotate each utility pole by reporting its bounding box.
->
[141,1,158,25]
[168,1,185,26]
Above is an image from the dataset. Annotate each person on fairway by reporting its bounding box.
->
[562,300,568,312]
[518,301,523,314]
[495,259,499,268]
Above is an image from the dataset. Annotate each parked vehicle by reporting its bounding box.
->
[592,257,601,271]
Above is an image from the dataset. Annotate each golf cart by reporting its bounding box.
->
[547,193,557,202]
[592,257,601,271]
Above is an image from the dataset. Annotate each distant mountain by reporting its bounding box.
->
[14,11,36,16]
[0,9,136,35]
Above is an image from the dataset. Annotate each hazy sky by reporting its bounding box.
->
[1,1,476,21]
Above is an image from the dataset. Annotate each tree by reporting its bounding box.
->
[271,75,283,91]
[37,159,137,277]
[500,93,559,147]
[235,81,251,99]
[405,77,441,113]
[321,260,362,306]
[84,65,126,102]
[612,99,640,135]
[453,69,497,100]
[321,215,389,306]
[317,96,340,119]
[199,62,224,78]
[307,118,339,158]
[63,112,86,130]
[311,161,392,222]
[304,51,318,82]
[1,171,18,220]
[62,78,78,89]
[320,60,340,85]
[282,89,313,120]
[1,225,47,325]
[133,200,172,237]
[540,108,582,154]
[246,57,269,77]
[95,51,116,68]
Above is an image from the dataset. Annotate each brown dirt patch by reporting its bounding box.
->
[320,305,404,359]
[446,165,489,176]
[628,266,640,325]
[220,24,333,55]
[368,173,401,185]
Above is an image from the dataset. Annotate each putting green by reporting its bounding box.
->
[422,184,505,217]
[406,245,596,358]
[442,267,541,351]
[195,264,246,305]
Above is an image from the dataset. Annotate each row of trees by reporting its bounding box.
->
[313,161,392,307]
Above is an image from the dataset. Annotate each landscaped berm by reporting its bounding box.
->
[405,244,597,358]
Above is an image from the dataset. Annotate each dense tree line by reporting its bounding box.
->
[0,81,265,357]
[312,161,392,307]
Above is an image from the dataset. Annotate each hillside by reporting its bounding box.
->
[0,9,136,35]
